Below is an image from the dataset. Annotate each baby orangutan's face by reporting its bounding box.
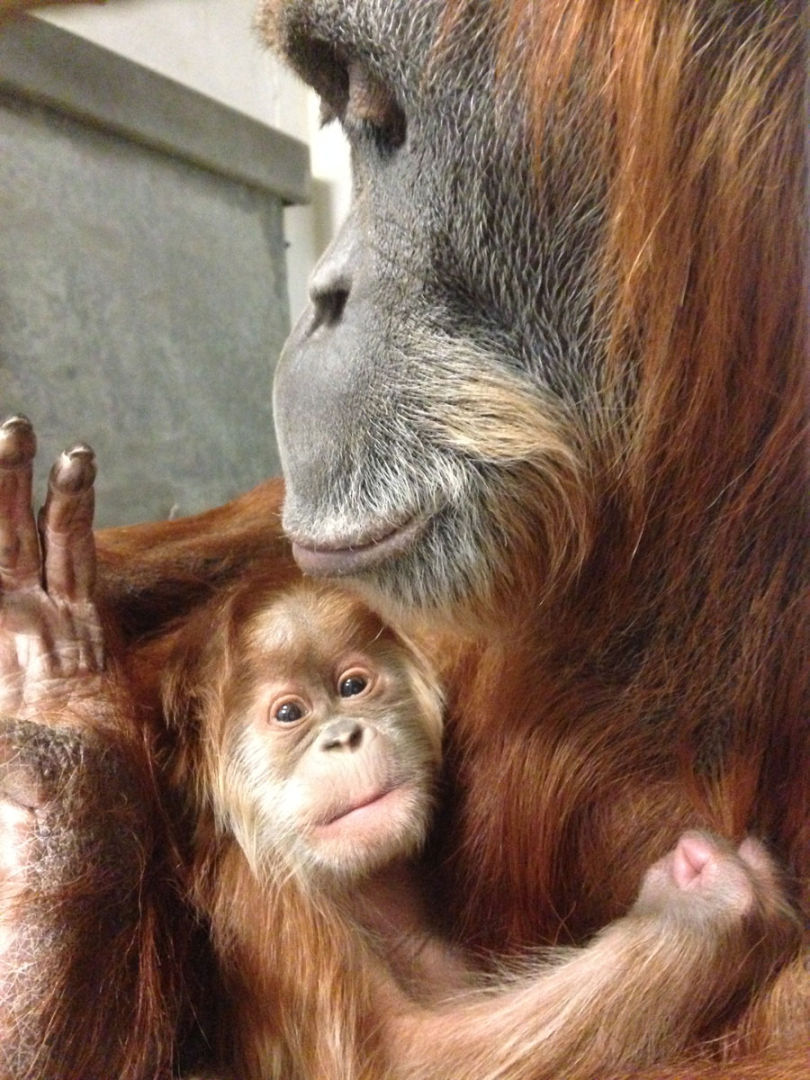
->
[207,586,444,885]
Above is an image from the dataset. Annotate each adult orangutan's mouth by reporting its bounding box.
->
[291,516,426,577]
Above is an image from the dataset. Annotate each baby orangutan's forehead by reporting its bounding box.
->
[244,589,386,669]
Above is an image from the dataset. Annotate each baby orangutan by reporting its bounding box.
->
[165,577,801,1080]
[164,581,464,1014]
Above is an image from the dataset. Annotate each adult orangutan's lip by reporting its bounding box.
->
[291,516,426,577]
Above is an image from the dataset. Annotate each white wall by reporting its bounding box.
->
[37,0,351,321]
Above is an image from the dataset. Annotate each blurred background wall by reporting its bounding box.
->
[0,0,348,525]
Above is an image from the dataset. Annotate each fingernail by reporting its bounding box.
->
[51,446,97,492]
[65,443,95,463]
[1,415,32,431]
[0,416,36,464]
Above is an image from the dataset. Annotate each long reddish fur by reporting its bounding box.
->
[93,0,808,1074]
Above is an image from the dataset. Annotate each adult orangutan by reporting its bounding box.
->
[0,0,806,1077]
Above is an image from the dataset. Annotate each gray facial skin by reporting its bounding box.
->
[267,1,601,616]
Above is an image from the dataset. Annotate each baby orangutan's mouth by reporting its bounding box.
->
[318,786,395,830]
[290,517,426,577]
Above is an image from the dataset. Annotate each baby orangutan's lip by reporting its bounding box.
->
[319,787,394,829]
[291,517,426,577]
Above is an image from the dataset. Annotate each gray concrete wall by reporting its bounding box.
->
[0,17,310,527]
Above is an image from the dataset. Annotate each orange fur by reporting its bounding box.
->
[158,579,801,1079]
[84,0,807,1075]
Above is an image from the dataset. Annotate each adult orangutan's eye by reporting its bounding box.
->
[344,61,406,154]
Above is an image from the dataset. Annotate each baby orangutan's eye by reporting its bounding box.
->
[270,698,307,725]
[338,672,369,698]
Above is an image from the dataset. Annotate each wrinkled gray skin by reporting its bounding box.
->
[270,0,600,612]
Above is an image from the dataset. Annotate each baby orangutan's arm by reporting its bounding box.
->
[384,831,799,1080]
